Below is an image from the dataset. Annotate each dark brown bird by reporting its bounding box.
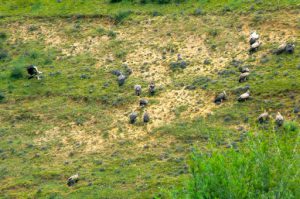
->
[67,174,79,186]
[129,112,138,124]
[149,82,155,95]
[143,112,150,123]
[214,91,227,104]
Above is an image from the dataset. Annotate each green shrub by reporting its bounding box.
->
[114,50,127,59]
[97,27,106,35]
[179,131,299,199]
[10,66,24,79]
[0,32,7,39]
[109,0,122,3]
[284,121,299,132]
[156,0,171,4]
[108,30,117,38]
[140,0,148,4]
[0,50,8,61]
[114,10,132,24]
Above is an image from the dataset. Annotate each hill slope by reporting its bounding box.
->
[0,1,299,198]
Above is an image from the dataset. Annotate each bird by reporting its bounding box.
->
[67,174,79,186]
[129,112,138,124]
[240,67,250,73]
[27,65,42,80]
[249,31,259,45]
[239,72,250,83]
[149,82,155,95]
[143,112,150,123]
[238,90,250,102]
[275,112,284,127]
[257,111,269,123]
[140,99,148,107]
[274,43,287,55]
[249,41,261,53]
[134,85,142,96]
[214,91,227,104]
[117,74,126,86]
[177,54,182,61]
[285,43,295,54]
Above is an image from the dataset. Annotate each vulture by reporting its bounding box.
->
[238,90,250,102]
[275,112,284,127]
[249,41,261,53]
[249,31,259,45]
[117,74,126,86]
[177,54,183,61]
[240,67,250,73]
[27,65,42,80]
[285,44,295,54]
[214,91,227,104]
[149,82,155,95]
[274,43,295,55]
[134,85,142,96]
[67,174,79,187]
[239,72,250,83]
[143,112,150,123]
[257,111,269,123]
[274,43,287,55]
[129,112,138,124]
[140,99,148,107]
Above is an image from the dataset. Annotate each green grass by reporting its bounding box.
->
[0,0,299,17]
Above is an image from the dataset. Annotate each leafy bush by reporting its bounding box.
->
[178,130,299,199]
[10,66,24,79]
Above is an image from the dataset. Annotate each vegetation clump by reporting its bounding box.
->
[173,129,299,199]
[10,66,24,79]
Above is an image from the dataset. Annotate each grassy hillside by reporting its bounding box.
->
[0,1,299,198]
[0,0,299,17]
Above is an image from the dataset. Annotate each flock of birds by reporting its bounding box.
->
[128,83,155,124]
[214,31,295,127]
[24,31,295,186]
